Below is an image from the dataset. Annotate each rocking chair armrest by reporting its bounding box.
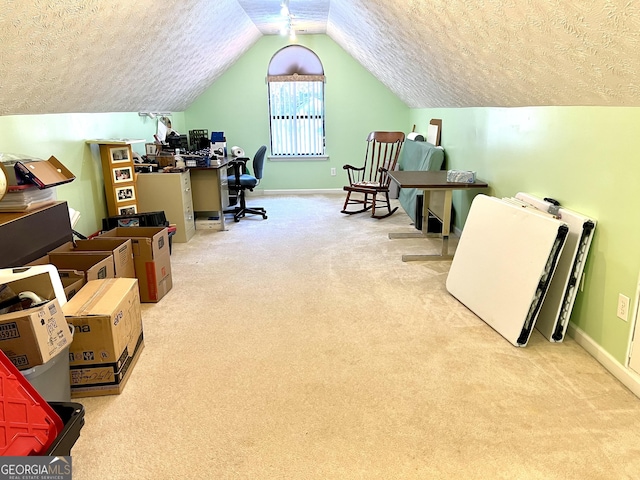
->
[342,164,364,171]
[378,166,396,180]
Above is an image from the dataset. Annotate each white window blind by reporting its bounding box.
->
[268,75,325,156]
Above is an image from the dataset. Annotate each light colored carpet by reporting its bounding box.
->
[71,194,640,480]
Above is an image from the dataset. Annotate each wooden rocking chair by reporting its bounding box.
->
[341,131,405,219]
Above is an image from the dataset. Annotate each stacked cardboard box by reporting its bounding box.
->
[49,238,135,279]
[99,227,172,303]
[63,278,143,398]
[28,252,115,282]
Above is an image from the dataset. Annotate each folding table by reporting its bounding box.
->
[387,170,488,261]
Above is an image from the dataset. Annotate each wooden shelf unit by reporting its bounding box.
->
[86,139,145,217]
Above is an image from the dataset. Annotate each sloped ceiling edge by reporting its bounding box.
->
[0,0,261,116]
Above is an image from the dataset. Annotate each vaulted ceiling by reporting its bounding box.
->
[2,0,639,116]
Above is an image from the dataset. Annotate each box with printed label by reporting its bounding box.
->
[62,278,144,397]
[49,238,135,278]
[99,227,172,303]
[69,339,143,398]
[0,265,73,369]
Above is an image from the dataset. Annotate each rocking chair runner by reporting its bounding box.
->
[341,131,405,219]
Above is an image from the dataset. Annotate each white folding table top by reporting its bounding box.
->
[512,193,596,342]
[446,194,568,347]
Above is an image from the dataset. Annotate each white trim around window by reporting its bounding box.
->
[268,155,329,162]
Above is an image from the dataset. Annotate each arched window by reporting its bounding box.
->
[267,45,325,158]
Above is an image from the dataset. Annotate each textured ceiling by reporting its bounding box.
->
[237,0,330,35]
[328,0,640,107]
[2,0,640,115]
[0,0,261,115]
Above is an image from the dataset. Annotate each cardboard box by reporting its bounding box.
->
[99,227,172,303]
[0,265,73,369]
[14,156,75,189]
[50,238,135,278]
[58,270,85,300]
[1,155,74,188]
[29,253,115,281]
[69,340,144,398]
[157,155,175,168]
[63,278,144,397]
[64,278,141,368]
[18,264,86,301]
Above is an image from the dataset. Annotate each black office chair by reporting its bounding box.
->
[225,145,268,222]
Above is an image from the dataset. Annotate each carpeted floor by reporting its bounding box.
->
[71,193,640,480]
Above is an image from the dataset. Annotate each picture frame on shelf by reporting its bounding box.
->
[112,167,133,184]
[115,186,136,203]
[118,204,137,215]
[145,143,159,155]
[109,147,130,164]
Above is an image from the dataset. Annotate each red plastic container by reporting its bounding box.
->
[0,350,64,456]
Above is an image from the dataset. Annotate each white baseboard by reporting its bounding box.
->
[261,189,343,195]
[568,323,640,398]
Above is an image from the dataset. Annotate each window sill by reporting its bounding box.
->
[268,155,329,162]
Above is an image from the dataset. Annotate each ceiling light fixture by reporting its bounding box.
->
[280,0,296,40]
[280,0,289,17]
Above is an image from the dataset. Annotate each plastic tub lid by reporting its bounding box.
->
[0,350,63,456]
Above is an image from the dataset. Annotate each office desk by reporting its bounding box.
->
[189,159,230,231]
[388,170,488,261]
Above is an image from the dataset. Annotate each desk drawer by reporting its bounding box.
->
[190,168,228,212]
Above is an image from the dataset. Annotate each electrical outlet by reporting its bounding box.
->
[330,167,336,176]
[617,293,630,321]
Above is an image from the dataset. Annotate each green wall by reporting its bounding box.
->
[185,35,409,190]
[410,107,640,364]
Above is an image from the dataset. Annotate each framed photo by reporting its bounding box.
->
[112,166,132,184]
[115,186,136,203]
[118,204,137,215]
[109,147,130,164]
[145,143,158,155]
